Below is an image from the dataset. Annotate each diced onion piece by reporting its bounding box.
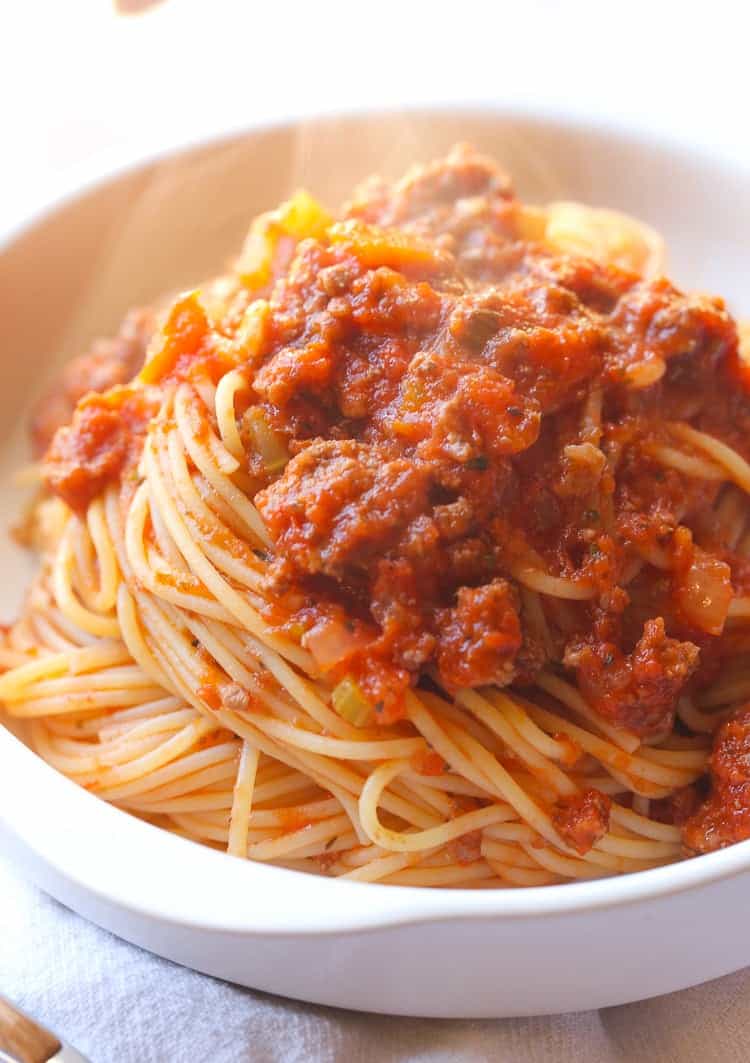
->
[243,407,289,474]
[237,191,332,287]
[304,617,371,672]
[278,189,333,240]
[283,620,307,642]
[236,299,270,363]
[332,676,373,727]
[624,357,667,390]
[675,550,732,636]
[201,274,236,325]
[139,291,209,385]
[739,321,750,365]
[328,219,452,273]
[237,221,275,288]
[513,204,549,242]
[540,202,665,278]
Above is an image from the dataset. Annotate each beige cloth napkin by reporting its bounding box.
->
[1,856,747,1063]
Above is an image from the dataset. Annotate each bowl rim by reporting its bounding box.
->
[2,104,750,937]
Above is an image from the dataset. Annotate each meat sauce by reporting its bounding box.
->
[250,149,739,734]
[552,788,612,856]
[40,145,750,855]
[44,387,157,511]
[683,709,750,853]
[31,308,154,458]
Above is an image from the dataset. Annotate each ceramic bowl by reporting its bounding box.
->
[2,108,749,1017]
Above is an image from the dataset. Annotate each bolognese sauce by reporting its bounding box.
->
[244,150,738,740]
[31,308,155,458]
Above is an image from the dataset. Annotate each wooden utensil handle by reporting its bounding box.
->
[0,997,61,1063]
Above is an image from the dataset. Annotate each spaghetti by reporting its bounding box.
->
[3,144,750,887]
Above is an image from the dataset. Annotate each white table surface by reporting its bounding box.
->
[2,2,750,1060]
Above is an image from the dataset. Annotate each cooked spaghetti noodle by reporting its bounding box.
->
[3,144,750,887]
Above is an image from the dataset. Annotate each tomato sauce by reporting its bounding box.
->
[252,147,739,735]
[683,708,750,853]
[552,788,612,855]
[30,308,154,457]
[43,386,157,512]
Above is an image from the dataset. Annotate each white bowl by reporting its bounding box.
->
[2,109,750,1018]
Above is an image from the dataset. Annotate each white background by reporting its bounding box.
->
[2,0,749,232]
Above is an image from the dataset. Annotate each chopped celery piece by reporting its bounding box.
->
[332,676,372,727]
[244,407,289,474]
